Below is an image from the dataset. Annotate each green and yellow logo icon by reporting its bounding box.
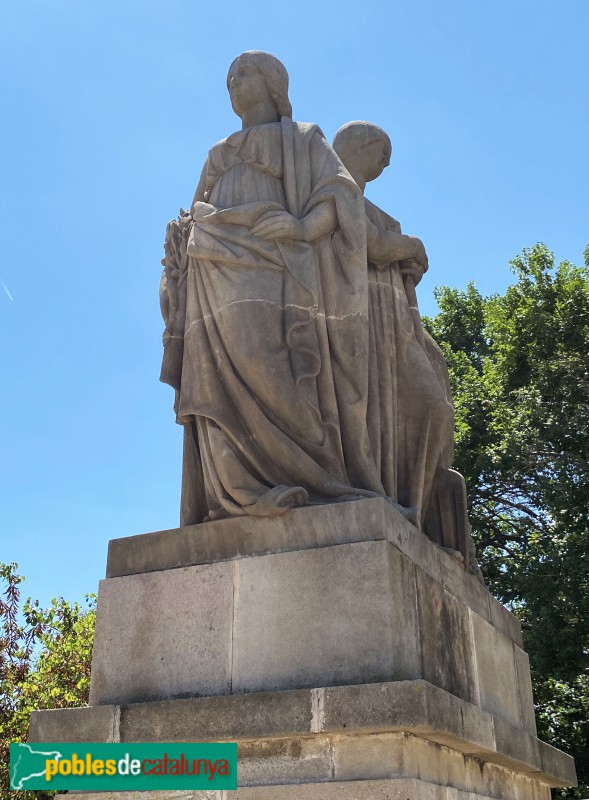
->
[10,742,237,791]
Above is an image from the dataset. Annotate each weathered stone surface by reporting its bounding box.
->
[488,595,524,648]
[464,759,550,800]
[320,680,427,733]
[29,705,119,743]
[387,551,421,680]
[333,732,554,799]
[120,689,313,742]
[415,571,478,705]
[57,794,220,800]
[232,541,399,693]
[55,778,550,800]
[89,563,233,705]
[514,645,537,736]
[230,780,450,799]
[238,737,332,786]
[492,717,541,772]
[98,526,522,711]
[333,732,467,785]
[392,514,444,584]
[58,513,572,792]
[470,611,521,727]
[320,681,497,756]
[30,679,576,788]
[538,740,578,788]
[33,496,572,794]
[62,535,571,784]
[106,501,491,632]
[106,498,397,578]
[438,550,490,622]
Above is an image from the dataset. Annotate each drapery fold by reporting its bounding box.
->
[161,120,385,523]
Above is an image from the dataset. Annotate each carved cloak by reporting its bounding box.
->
[161,119,385,523]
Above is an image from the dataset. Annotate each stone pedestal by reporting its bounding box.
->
[29,499,576,798]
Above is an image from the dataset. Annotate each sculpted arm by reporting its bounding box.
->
[192,162,208,206]
[366,217,429,282]
[251,200,337,243]
[300,201,338,242]
[366,217,427,267]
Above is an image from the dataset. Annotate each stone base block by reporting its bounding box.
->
[89,500,535,740]
[29,500,576,798]
[54,778,550,800]
[30,680,576,791]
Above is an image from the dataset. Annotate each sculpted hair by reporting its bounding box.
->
[227,51,293,119]
[333,120,390,162]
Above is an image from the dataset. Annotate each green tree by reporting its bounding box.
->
[424,244,589,798]
[0,563,95,800]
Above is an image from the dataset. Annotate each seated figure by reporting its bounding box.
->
[333,121,481,577]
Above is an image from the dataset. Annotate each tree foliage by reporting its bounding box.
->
[0,563,95,800]
[424,244,589,797]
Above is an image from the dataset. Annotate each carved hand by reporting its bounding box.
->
[398,258,426,284]
[406,236,429,271]
[251,202,337,243]
[251,211,305,241]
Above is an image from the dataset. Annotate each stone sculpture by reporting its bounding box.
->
[160,52,478,575]
[160,51,387,526]
[29,52,577,800]
[333,120,479,575]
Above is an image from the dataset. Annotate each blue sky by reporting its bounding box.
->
[1,0,588,607]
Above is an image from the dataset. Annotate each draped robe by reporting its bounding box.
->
[364,198,479,573]
[161,119,386,523]
[364,198,453,524]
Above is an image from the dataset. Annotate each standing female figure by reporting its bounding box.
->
[161,53,385,524]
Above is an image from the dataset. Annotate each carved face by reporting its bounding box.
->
[360,137,392,183]
[227,58,273,118]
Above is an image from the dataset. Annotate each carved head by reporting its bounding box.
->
[333,121,392,183]
[227,51,292,119]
